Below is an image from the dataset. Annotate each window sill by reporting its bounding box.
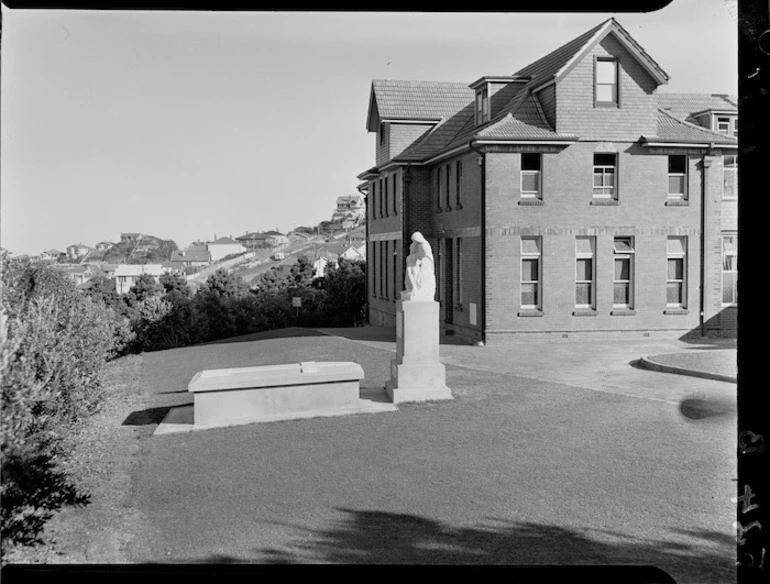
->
[518,309,544,317]
[664,308,689,315]
[721,303,738,308]
[446,206,453,212]
[591,199,619,206]
[455,304,464,312]
[665,199,689,206]
[610,308,636,316]
[572,309,597,317]
[518,199,544,206]
[595,102,619,108]
[436,208,443,213]
[455,203,463,210]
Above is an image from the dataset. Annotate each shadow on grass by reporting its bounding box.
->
[191,509,733,582]
[203,327,327,345]
[122,406,173,426]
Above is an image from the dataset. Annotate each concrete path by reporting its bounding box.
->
[123,328,736,583]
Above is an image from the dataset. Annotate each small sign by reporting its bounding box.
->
[292,297,302,307]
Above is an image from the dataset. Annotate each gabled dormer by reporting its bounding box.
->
[468,76,529,127]
[512,18,670,140]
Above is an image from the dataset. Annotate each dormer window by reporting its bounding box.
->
[475,87,489,125]
[716,116,730,135]
[595,57,618,106]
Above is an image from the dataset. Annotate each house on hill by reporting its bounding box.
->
[114,264,166,295]
[66,243,92,262]
[170,243,211,268]
[359,18,737,343]
[206,236,247,262]
[94,241,115,252]
[41,249,66,262]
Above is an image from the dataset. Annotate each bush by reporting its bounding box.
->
[1,256,125,549]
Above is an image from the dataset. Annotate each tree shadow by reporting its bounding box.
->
[203,327,328,346]
[194,509,734,583]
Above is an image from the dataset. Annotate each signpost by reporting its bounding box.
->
[292,297,302,320]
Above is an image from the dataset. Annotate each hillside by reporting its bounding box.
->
[95,236,179,264]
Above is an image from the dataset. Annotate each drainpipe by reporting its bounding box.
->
[469,142,486,346]
[699,142,715,337]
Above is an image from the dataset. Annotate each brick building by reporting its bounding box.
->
[358,18,737,344]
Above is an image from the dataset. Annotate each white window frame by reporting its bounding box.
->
[722,235,738,306]
[476,87,489,125]
[667,155,688,200]
[666,237,687,308]
[595,57,618,106]
[520,237,542,310]
[613,237,634,309]
[521,153,542,199]
[593,153,617,199]
[723,154,738,200]
[716,116,731,135]
[575,237,596,309]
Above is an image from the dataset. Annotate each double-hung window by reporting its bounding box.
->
[371,181,377,219]
[521,153,542,199]
[575,237,596,309]
[520,237,542,310]
[666,237,687,308]
[717,117,731,135]
[436,167,442,211]
[382,177,388,217]
[722,235,738,305]
[446,164,452,210]
[379,178,385,217]
[668,155,687,200]
[456,160,463,208]
[475,87,489,125]
[723,155,737,200]
[613,237,634,309]
[392,174,397,214]
[455,238,463,305]
[595,58,618,106]
[593,154,617,199]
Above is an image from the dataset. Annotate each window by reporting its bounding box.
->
[382,177,388,217]
[593,153,617,199]
[379,241,385,298]
[436,167,442,211]
[392,174,397,214]
[521,153,542,199]
[575,237,595,309]
[717,117,730,135]
[446,164,452,210]
[392,241,398,300]
[456,160,463,207]
[384,241,389,299]
[722,235,738,305]
[595,58,618,105]
[379,178,384,217]
[613,237,634,309]
[521,237,542,309]
[379,122,385,145]
[371,181,377,219]
[455,238,463,305]
[666,237,687,308]
[668,155,687,200]
[476,87,489,125]
[723,155,737,200]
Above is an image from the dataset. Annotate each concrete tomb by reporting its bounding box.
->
[187,361,369,430]
[385,232,453,404]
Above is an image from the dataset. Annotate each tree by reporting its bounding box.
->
[159,272,191,299]
[319,258,366,326]
[198,268,249,299]
[289,255,315,288]
[84,275,122,312]
[125,274,161,307]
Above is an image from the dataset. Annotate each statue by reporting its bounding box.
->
[402,232,436,301]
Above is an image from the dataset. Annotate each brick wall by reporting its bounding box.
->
[482,143,709,341]
[556,34,659,140]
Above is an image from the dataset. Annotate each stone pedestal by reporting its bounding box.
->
[385,300,453,404]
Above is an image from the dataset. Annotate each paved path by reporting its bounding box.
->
[122,328,736,583]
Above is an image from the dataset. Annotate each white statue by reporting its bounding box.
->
[402,232,436,301]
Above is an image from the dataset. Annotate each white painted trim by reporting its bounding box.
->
[644,142,738,149]
[555,20,613,80]
[473,139,576,146]
[381,118,442,124]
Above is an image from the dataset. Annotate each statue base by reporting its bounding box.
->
[385,300,453,405]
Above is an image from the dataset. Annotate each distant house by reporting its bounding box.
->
[66,243,92,262]
[94,241,115,252]
[41,249,66,262]
[288,230,313,242]
[170,244,211,268]
[206,236,247,262]
[53,263,103,287]
[120,232,143,243]
[114,264,165,295]
[236,231,289,249]
[264,231,289,247]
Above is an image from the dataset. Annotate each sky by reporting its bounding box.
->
[0,2,738,256]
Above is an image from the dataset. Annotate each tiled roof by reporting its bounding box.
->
[210,237,240,245]
[657,92,738,123]
[370,79,474,125]
[171,249,211,262]
[513,20,610,83]
[642,108,738,145]
[477,94,569,141]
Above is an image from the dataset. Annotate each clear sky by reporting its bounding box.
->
[0,3,738,256]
